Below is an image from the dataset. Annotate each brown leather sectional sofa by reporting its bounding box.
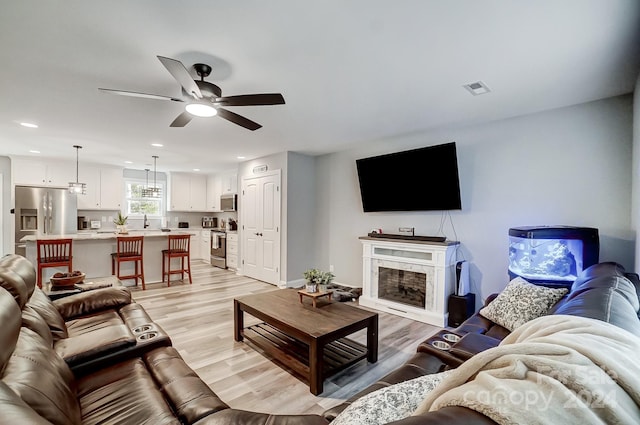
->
[2,254,639,424]
[0,254,325,425]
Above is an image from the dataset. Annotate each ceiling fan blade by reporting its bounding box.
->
[157,56,203,100]
[98,88,183,102]
[216,108,262,131]
[170,111,193,127]
[215,93,285,107]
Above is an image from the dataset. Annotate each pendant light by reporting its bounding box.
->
[68,145,86,194]
[142,168,151,196]
[142,156,161,198]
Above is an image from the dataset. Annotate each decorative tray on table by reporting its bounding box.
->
[50,271,85,290]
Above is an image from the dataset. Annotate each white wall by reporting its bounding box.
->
[633,73,640,269]
[0,157,12,255]
[286,152,317,283]
[316,95,634,304]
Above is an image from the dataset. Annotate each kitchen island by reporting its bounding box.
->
[21,230,197,285]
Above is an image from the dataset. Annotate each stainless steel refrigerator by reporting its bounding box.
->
[14,186,78,256]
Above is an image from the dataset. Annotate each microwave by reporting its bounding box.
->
[220,194,237,212]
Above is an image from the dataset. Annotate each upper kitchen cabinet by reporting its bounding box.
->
[220,171,238,194]
[77,164,123,210]
[167,172,207,211]
[206,174,221,212]
[12,157,76,187]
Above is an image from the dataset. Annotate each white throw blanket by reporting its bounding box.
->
[414,315,640,424]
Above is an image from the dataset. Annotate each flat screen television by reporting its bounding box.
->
[356,142,462,212]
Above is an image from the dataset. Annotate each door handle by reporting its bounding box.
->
[254,232,263,236]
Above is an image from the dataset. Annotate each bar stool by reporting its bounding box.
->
[36,239,73,289]
[111,235,145,290]
[162,234,192,286]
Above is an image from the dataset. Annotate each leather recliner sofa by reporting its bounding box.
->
[2,254,639,424]
[0,253,171,376]
[0,254,327,425]
[321,261,640,424]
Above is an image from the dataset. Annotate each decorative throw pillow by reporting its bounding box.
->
[331,370,453,425]
[479,277,568,331]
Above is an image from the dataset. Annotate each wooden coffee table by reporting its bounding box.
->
[234,289,378,395]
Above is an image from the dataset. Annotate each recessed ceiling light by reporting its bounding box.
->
[20,122,38,128]
[463,81,491,96]
[237,156,246,160]
[193,168,200,172]
[29,150,40,154]
[151,143,163,147]
[124,161,133,164]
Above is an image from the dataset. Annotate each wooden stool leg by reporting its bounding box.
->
[162,253,166,283]
[167,254,171,287]
[181,257,185,281]
[187,255,192,284]
[140,258,145,290]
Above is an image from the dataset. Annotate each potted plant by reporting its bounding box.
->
[303,268,334,293]
[114,211,128,234]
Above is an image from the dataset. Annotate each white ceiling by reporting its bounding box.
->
[1,1,639,174]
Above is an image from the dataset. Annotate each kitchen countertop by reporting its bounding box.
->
[20,230,196,242]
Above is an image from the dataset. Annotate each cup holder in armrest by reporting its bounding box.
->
[133,324,153,334]
[137,331,158,341]
[431,340,451,351]
[442,333,461,343]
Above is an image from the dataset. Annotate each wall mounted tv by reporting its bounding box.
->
[356,142,462,212]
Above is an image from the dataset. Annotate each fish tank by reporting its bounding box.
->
[508,226,599,288]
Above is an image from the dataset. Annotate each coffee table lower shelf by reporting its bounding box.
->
[243,322,368,384]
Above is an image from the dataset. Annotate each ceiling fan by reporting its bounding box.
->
[99,56,285,131]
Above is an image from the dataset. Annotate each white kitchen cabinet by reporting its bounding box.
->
[206,174,221,212]
[77,165,123,210]
[99,167,124,210]
[77,166,100,209]
[226,232,238,270]
[13,158,76,187]
[190,174,207,211]
[201,230,211,264]
[189,231,201,260]
[168,172,207,211]
[220,171,237,194]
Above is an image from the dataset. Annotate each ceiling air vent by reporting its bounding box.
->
[463,81,491,96]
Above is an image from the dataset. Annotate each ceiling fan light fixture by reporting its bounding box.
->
[185,103,217,117]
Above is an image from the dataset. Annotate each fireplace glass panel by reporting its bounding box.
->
[374,248,432,261]
[378,267,426,308]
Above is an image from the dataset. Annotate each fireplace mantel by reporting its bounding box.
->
[359,236,460,326]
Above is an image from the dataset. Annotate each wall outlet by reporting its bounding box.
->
[103,216,108,223]
[329,265,334,272]
[174,217,179,223]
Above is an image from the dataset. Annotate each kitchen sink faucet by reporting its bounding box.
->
[143,214,149,229]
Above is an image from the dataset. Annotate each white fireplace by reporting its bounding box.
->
[359,236,459,327]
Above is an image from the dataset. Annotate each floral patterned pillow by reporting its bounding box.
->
[479,277,568,331]
[331,370,453,425]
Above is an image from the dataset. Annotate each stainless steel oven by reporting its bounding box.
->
[210,230,227,269]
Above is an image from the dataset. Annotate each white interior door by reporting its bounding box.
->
[241,171,281,285]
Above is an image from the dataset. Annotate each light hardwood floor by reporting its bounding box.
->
[131,261,442,415]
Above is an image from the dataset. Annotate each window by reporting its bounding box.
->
[124,179,164,217]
